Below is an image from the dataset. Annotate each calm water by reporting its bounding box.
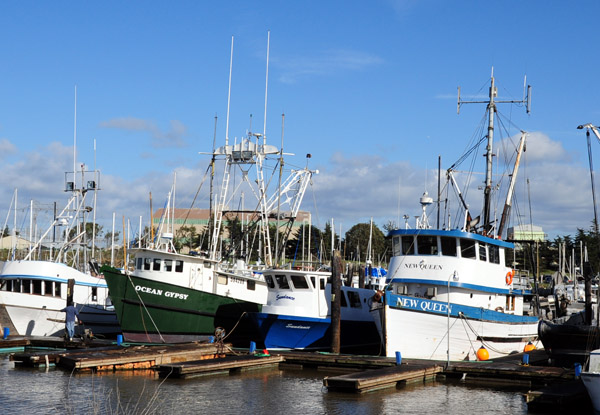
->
[0,353,540,414]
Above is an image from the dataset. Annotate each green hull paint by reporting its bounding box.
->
[101,266,261,344]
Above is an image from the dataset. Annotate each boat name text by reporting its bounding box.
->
[135,285,189,300]
[397,297,451,313]
[285,323,310,330]
[276,294,295,301]
[404,263,443,271]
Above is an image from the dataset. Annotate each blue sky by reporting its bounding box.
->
[1,1,600,243]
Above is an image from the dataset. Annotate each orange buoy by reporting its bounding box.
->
[262,349,270,355]
[524,341,536,352]
[476,346,489,361]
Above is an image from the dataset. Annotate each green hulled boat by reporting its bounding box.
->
[100,247,265,344]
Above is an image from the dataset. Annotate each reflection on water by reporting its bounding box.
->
[0,355,530,414]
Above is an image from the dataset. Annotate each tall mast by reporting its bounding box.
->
[457,69,531,235]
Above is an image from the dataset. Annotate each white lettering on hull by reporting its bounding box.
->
[135,285,189,301]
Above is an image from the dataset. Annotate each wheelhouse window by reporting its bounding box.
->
[136,258,143,270]
[291,275,310,289]
[247,280,256,291]
[417,236,438,255]
[164,259,173,272]
[402,236,415,255]
[153,259,161,271]
[144,258,151,270]
[440,237,457,256]
[392,236,401,256]
[175,260,184,273]
[460,239,476,259]
[347,291,362,308]
[92,287,98,301]
[55,282,61,297]
[275,274,290,289]
[265,275,275,289]
[340,292,348,307]
[479,243,487,262]
[44,281,53,296]
[489,245,500,264]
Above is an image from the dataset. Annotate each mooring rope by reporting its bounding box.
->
[125,272,166,343]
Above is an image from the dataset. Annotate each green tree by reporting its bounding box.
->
[344,222,386,264]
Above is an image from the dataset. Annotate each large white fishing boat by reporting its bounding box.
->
[381,73,540,361]
[0,168,119,338]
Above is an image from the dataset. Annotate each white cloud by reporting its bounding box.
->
[99,117,188,148]
[275,49,384,84]
[0,138,17,160]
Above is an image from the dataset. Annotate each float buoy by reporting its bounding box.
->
[476,346,489,361]
[524,341,536,352]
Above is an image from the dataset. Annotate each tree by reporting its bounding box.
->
[104,231,120,248]
[344,222,386,264]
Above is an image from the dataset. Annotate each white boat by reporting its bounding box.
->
[0,171,119,338]
[382,73,540,361]
[582,349,600,413]
[247,268,382,353]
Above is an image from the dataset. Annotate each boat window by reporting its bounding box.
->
[320,278,326,290]
[479,243,487,262]
[218,274,228,285]
[440,237,457,256]
[291,275,310,289]
[92,287,98,301]
[275,274,290,289]
[175,260,184,273]
[310,276,316,288]
[144,258,152,270]
[55,282,61,297]
[347,291,362,308]
[32,280,42,295]
[402,236,415,255]
[340,292,348,307]
[392,236,401,256]
[417,236,438,255]
[164,259,173,272]
[14,279,22,293]
[44,281,53,296]
[22,279,31,294]
[136,258,143,270]
[265,275,275,289]
[489,245,500,264]
[203,261,212,269]
[153,259,161,271]
[247,279,255,291]
[460,239,476,259]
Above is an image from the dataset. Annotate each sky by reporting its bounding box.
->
[1,0,600,244]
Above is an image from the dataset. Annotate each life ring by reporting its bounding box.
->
[505,270,514,285]
[495,306,504,313]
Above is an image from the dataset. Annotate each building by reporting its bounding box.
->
[507,224,546,243]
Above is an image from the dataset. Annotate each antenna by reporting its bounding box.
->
[263,30,270,146]
[225,36,234,147]
[73,85,77,186]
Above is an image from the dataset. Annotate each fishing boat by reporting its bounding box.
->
[247,268,382,353]
[581,348,600,413]
[0,171,119,338]
[381,73,540,361]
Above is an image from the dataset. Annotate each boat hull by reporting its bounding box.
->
[102,266,261,345]
[384,293,539,360]
[582,372,600,413]
[248,312,381,353]
[538,319,600,366]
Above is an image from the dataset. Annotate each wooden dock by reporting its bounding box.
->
[324,361,445,393]
[156,354,284,379]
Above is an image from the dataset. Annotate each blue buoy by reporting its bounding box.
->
[249,341,256,354]
[395,351,402,365]
[3,327,9,340]
[522,353,529,365]
[117,334,123,346]
[209,336,215,343]
[575,363,582,378]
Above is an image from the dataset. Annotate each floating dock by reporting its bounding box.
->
[156,354,284,379]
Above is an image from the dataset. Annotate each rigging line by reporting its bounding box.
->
[181,164,212,229]
[125,273,166,343]
[459,313,510,355]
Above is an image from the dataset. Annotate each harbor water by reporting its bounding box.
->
[0,354,532,414]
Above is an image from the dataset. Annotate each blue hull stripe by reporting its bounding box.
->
[385,292,539,324]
